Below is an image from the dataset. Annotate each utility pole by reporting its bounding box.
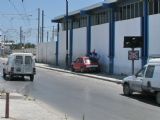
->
[38,8,40,43]
[20,26,22,47]
[52,26,54,41]
[42,10,44,43]
[65,0,69,68]
[47,31,49,42]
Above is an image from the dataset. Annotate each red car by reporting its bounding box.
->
[71,56,100,72]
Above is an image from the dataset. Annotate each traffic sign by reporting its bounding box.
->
[128,50,139,60]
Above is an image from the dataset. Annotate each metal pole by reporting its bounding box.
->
[42,10,44,43]
[38,8,40,43]
[52,26,54,41]
[66,0,69,68]
[132,48,135,75]
[5,93,10,118]
[47,31,49,42]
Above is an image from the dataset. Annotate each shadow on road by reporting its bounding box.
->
[4,76,31,82]
[121,93,160,107]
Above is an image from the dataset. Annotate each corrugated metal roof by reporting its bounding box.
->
[52,0,118,22]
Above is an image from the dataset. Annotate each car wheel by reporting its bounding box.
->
[156,92,160,105]
[71,66,75,72]
[3,69,6,79]
[30,75,34,81]
[80,67,85,73]
[123,83,132,96]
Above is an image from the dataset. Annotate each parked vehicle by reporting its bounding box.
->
[3,53,36,81]
[71,56,100,72]
[122,58,160,104]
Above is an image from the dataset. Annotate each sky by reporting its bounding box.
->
[0,0,114,44]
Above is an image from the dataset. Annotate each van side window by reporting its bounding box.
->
[15,56,23,64]
[25,56,32,64]
[136,67,146,77]
[145,65,155,78]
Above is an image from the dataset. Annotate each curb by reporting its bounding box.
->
[36,65,122,84]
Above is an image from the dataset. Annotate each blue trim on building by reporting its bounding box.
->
[69,19,73,64]
[109,8,115,74]
[142,0,149,66]
[56,23,59,66]
[87,15,91,55]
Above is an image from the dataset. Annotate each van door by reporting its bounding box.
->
[142,65,155,91]
[131,67,146,92]
[15,55,23,74]
[24,56,33,74]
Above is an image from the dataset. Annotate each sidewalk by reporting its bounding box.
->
[36,63,125,84]
[0,93,74,120]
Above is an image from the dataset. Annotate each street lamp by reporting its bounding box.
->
[65,0,69,68]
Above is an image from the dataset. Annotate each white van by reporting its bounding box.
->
[122,58,160,104]
[3,53,36,81]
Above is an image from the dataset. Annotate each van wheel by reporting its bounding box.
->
[9,75,13,81]
[156,92,160,105]
[123,84,132,96]
[30,75,34,81]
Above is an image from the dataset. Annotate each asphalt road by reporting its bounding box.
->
[0,62,160,120]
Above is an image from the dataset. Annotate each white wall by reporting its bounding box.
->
[91,23,110,72]
[72,27,87,60]
[58,31,70,66]
[149,14,160,56]
[36,41,56,64]
[114,18,142,75]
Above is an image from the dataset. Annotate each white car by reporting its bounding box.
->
[122,58,160,105]
[3,53,36,81]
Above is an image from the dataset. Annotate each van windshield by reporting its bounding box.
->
[15,56,23,64]
[25,56,32,65]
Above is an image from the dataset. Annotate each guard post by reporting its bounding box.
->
[5,92,10,118]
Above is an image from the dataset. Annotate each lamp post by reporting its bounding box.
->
[65,0,69,68]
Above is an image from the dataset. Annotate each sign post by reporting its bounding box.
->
[124,36,143,75]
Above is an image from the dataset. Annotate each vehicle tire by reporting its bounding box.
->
[156,92,160,105]
[3,69,6,79]
[9,75,13,81]
[71,66,75,72]
[80,67,85,73]
[123,83,132,96]
[30,75,34,81]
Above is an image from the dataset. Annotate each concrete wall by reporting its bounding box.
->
[58,31,70,66]
[149,14,160,56]
[72,27,87,60]
[91,23,110,72]
[36,41,56,64]
[114,18,142,75]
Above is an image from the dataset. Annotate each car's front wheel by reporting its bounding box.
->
[123,83,132,96]
[3,69,6,79]
[156,92,160,105]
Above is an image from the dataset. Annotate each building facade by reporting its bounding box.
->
[52,0,160,75]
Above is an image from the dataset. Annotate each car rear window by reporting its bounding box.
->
[15,56,23,64]
[25,56,32,64]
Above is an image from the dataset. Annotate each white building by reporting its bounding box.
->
[37,0,160,75]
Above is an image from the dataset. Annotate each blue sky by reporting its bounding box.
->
[0,0,113,43]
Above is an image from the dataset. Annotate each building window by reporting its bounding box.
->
[159,0,160,13]
[131,4,135,18]
[149,0,154,15]
[126,4,131,19]
[139,1,143,17]
[135,2,139,17]
[80,16,87,27]
[154,0,159,14]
